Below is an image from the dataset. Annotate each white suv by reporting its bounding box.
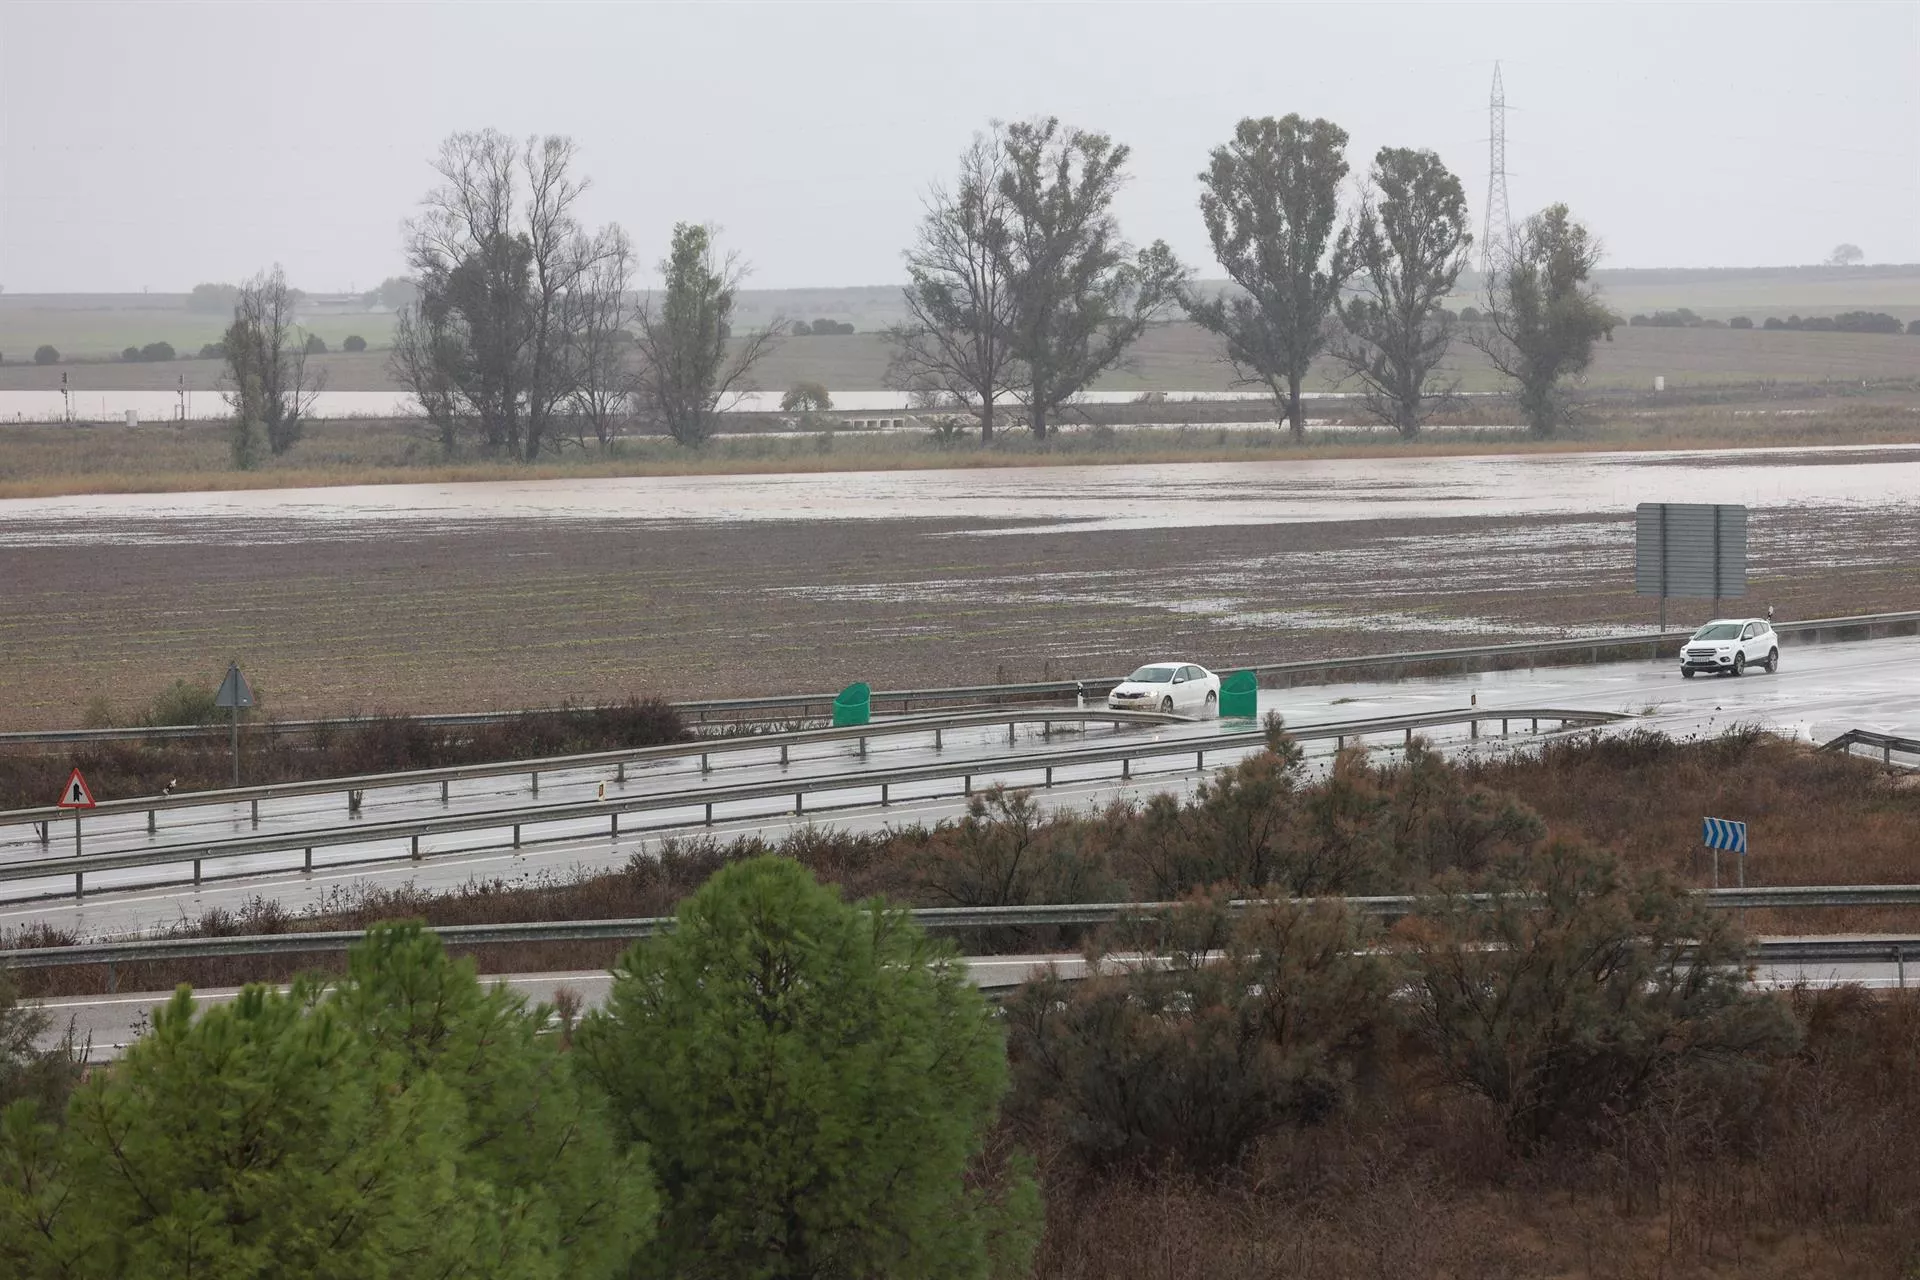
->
[1680,618,1779,678]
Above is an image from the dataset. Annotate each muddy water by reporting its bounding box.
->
[0,444,1917,547]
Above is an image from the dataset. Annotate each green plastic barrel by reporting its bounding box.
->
[831,681,872,728]
[1218,670,1258,719]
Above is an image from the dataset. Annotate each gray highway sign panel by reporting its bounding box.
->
[1636,502,1747,599]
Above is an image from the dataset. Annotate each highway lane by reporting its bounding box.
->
[38,942,1913,1061]
[2,633,1913,942]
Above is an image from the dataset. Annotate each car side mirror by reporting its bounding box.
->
[1172,674,1186,683]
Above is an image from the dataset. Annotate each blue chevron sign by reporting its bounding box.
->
[1702,817,1748,853]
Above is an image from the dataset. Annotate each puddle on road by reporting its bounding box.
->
[1,444,1918,547]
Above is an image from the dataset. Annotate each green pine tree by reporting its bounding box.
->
[578,856,1038,1280]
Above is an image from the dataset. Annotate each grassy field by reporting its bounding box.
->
[5,321,1920,398]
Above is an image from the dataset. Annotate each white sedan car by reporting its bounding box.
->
[1679,617,1780,678]
[1106,662,1221,714]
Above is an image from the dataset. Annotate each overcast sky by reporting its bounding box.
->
[1,1,1914,293]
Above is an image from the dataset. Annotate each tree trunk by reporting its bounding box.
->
[1031,404,1048,440]
[1286,371,1305,440]
[978,393,994,443]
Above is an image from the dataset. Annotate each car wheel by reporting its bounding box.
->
[1732,653,1745,676]
[1160,697,1174,713]
[1766,648,1779,673]
[1682,669,1696,679]
[1205,690,1218,715]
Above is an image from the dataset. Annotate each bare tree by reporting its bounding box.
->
[222,264,322,459]
[1189,114,1353,439]
[1467,204,1616,436]
[995,117,1186,439]
[391,130,625,461]
[884,133,1017,442]
[632,223,782,447]
[564,225,638,449]
[1331,148,1474,437]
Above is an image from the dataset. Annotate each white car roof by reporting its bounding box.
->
[1698,618,1767,627]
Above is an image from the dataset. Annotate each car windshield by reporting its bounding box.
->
[1128,666,1176,683]
[1692,624,1743,640]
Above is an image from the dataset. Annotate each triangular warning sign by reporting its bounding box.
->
[57,768,96,809]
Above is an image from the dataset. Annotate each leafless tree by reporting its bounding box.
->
[1331,148,1474,437]
[391,130,625,461]
[884,133,1018,442]
[632,223,783,447]
[222,264,322,458]
[564,225,638,449]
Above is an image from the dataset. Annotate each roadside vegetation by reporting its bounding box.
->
[2,393,1917,500]
[0,690,687,810]
[5,729,1920,1274]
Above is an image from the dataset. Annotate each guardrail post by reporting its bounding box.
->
[1501,718,1509,737]
[1888,743,1895,767]
[859,737,867,758]
[441,780,450,804]
[1531,718,1539,733]
[616,763,626,783]
[1121,758,1131,780]
[35,821,48,845]
[795,793,804,815]
[410,835,421,861]
[780,744,789,767]
[1044,721,1052,739]
[531,771,539,796]
[304,847,313,873]
[1045,767,1053,787]
[1470,719,1479,740]
[512,824,521,848]
[1196,751,1204,770]
[1404,728,1412,747]
[705,802,714,825]
[250,799,260,826]
[348,790,363,815]
[74,870,82,897]
[147,810,156,834]
[610,813,619,839]
[1337,735,1345,749]
[881,783,889,806]
[193,857,201,885]
[1008,723,1016,746]
[935,728,943,751]
[701,752,711,774]
[963,774,972,795]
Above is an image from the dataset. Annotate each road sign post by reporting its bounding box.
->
[214,662,256,787]
[1636,503,1748,647]
[1702,816,1748,889]
[56,768,96,857]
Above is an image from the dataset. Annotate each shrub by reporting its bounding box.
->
[1763,317,1785,330]
[1729,315,1753,329]
[197,341,225,360]
[779,380,832,413]
[1403,841,1799,1148]
[1006,896,1393,1173]
[913,787,1119,909]
[120,346,140,362]
[303,333,327,355]
[1832,310,1902,334]
[1459,306,1481,322]
[141,678,222,726]
[1910,319,1920,335]
[32,345,58,365]
[807,318,854,335]
[139,340,175,362]
[578,856,1036,1280]
[342,334,367,353]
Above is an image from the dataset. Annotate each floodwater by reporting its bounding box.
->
[1,444,1917,547]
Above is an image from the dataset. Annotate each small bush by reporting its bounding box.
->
[342,334,367,353]
[1729,315,1753,329]
[198,341,225,360]
[780,380,832,413]
[304,333,328,355]
[33,344,58,365]
[1403,841,1799,1148]
[120,346,140,362]
[1007,896,1393,1173]
[1763,316,1785,330]
[139,340,176,362]
[142,679,223,726]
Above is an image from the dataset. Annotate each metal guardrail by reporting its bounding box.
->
[1822,728,1920,768]
[6,608,1914,747]
[0,707,1620,900]
[1,888,1914,976]
[0,707,1184,833]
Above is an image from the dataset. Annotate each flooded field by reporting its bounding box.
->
[1,444,1915,726]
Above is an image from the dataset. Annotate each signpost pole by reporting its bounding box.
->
[230,704,240,788]
[215,662,254,788]
[74,809,81,859]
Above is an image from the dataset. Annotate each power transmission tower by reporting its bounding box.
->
[1482,62,1512,274]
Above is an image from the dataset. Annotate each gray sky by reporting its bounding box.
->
[1,1,1915,293]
